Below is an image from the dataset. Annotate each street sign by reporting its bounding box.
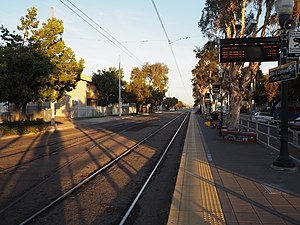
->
[269,61,297,83]
[288,31,300,54]
[220,37,279,63]
[212,84,220,93]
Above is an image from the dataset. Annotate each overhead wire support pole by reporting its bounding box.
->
[50,7,57,129]
[119,56,122,117]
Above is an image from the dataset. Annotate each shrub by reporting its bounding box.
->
[0,119,49,135]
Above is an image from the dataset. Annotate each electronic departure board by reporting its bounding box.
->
[220,37,280,63]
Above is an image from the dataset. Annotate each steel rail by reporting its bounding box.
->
[0,116,165,216]
[18,113,187,225]
[0,120,146,215]
[119,112,189,225]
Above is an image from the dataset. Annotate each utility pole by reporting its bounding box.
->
[118,56,122,117]
[50,7,56,128]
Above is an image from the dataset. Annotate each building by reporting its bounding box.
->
[55,74,98,117]
[1,74,136,121]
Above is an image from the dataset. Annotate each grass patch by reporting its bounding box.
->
[0,119,49,135]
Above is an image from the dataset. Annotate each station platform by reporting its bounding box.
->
[167,112,300,225]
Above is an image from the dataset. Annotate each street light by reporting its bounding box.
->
[272,0,296,170]
[275,0,295,29]
[218,69,224,136]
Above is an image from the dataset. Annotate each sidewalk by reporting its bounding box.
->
[168,112,300,225]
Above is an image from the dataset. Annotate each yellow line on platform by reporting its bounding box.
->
[167,113,225,225]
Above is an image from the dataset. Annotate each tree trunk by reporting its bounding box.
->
[21,104,27,119]
[200,97,206,115]
[200,88,208,115]
[227,89,243,130]
[14,103,22,121]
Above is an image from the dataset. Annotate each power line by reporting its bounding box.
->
[150,0,189,98]
[58,0,143,64]
[65,0,142,64]
[69,36,197,44]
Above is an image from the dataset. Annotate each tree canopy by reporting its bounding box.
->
[162,97,178,110]
[192,40,219,114]
[0,7,84,119]
[196,0,284,129]
[127,62,169,111]
[92,67,124,106]
[0,41,52,117]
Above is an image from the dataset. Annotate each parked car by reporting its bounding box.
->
[288,116,300,131]
[250,112,274,123]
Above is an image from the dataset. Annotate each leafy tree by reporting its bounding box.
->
[27,9,85,102]
[92,67,124,106]
[162,97,178,109]
[127,62,169,112]
[141,62,169,93]
[250,70,266,105]
[192,40,219,115]
[0,7,84,119]
[176,100,187,109]
[147,87,165,111]
[127,67,151,110]
[0,43,52,119]
[265,76,300,117]
[199,0,277,129]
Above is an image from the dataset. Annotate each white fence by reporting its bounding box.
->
[239,115,300,150]
[0,103,137,122]
[71,104,137,118]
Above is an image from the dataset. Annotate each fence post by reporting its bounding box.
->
[247,119,250,132]
[267,122,270,146]
[256,121,259,140]
[292,131,299,147]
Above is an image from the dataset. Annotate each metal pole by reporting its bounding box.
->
[219,79,223,136]
[50,7,56,128]
[118,56,122,117]
[273,31,295,169]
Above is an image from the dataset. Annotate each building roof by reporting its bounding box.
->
[81,74,92,82]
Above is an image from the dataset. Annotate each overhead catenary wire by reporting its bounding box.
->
[64,0,142,64]
[150,0,190,99]
[58,0,143,64]
[69,36,198,44]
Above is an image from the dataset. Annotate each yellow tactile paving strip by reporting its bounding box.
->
[167,112,225,225]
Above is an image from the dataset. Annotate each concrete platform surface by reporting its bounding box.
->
[167,112,300,225]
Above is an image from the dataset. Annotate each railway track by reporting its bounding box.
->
[0,112,189,225]
[0,119,149,174]
[119,112,189,225]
